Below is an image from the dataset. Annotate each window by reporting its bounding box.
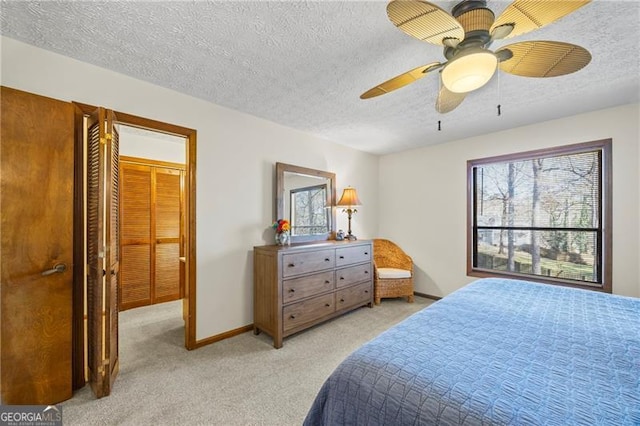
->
[467,140,612,292]
[290,184,329,236]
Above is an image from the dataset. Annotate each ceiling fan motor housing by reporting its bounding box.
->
[445,0,495,60]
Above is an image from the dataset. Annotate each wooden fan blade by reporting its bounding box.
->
[361,62,442,99]
[387,0,464,46]
[491,0,591,40]
[435,86,466,113]
[498,41,591,77]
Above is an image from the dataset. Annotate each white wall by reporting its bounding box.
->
[380,103,640,298]
[120,130,186,164]
[1,37,379,340]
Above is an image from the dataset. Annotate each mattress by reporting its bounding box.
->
[304,278,640,425]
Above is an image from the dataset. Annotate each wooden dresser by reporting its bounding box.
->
[253,240,373,348]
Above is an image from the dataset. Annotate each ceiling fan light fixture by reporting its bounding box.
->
[441,48,498,93]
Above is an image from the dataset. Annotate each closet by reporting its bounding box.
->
[119,156,185,310]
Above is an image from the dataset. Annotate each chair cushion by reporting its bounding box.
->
[377,268,411,279]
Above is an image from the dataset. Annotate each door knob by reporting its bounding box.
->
[41,263,67,276]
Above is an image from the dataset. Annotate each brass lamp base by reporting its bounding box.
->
[344,208,358,241]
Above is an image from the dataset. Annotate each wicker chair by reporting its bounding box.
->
[372,239,414,305]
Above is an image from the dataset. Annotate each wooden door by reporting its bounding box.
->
[120,163,152,309]
[154,167,183,302]
[0,87,73,404]
[119,158,184,310]
[86,107,120,398]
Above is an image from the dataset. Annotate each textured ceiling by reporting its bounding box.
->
[1,1,639,154]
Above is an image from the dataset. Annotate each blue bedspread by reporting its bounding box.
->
[304,278,640,425]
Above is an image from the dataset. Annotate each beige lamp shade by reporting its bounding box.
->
[441,48,498,93]
[337,187,362,207]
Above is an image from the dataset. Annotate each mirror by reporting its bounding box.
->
[276,163,336,243]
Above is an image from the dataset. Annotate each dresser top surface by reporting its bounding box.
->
[254,239,371,253]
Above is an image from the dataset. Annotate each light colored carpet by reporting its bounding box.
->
[62,296,434,425]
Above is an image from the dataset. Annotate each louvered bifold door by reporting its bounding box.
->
[154,167,183,302]
[119,163,152,310]
[86,107,119,398]
[106,112,120,393]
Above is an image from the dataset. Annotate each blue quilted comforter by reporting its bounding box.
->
[304,278,640,425]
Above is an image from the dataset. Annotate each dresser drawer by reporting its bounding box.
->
[283,270,334,304]
[336,245,372,267]
[336,263,372,288]
[283,249,335,278]
[283,293,335,332]
[336,282,372,311]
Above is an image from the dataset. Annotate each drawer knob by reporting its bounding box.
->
[325,280,330,284]
[364,252,369,255]
[289,288,295,293]
[340,298,345,303]
[325,303,331,307]
[288,263,295,268]
[339,255,345,259]
[324,258,330,262]
[290,314,296,319]
[365,290,369,293]
[364,270,369,274]
[339,277,344,280]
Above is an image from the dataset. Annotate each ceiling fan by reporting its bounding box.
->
[361,0,592,113]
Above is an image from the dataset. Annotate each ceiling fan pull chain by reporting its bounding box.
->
[497,68,502,116]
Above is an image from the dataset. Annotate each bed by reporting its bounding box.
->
[304,278,640,425]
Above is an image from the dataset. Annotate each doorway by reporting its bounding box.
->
[74,104,197,398]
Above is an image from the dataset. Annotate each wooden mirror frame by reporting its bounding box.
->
[276,162,336,243]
